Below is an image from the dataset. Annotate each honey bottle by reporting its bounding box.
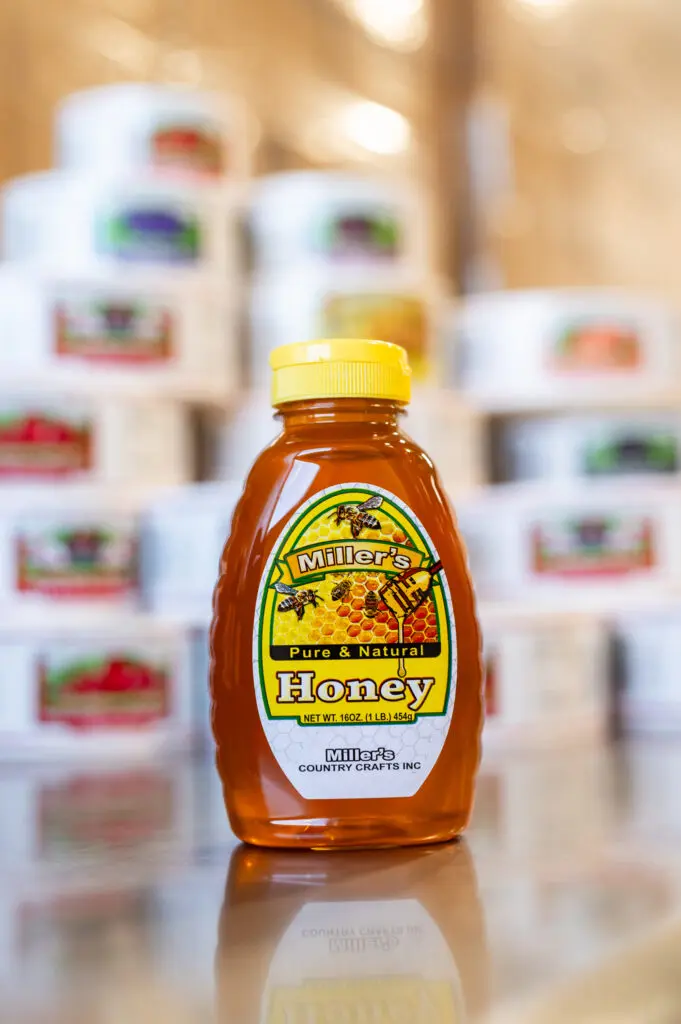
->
[216,842,489,1023]
[210,339,482,848]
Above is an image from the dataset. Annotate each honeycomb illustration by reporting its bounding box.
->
[271,513,439,646]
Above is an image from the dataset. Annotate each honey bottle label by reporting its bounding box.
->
[254,483,457,800]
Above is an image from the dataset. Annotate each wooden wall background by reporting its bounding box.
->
[3,0,679,296]
[471,0,681,300]
[0,0,473,284]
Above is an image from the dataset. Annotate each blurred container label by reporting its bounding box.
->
[531,515,656,578]
[54,297,175,363]
[583,430,678,475]
[315,208,402,260]
[38,648,171,729]
[150,121,225,177]
[15,523,137,598]
[322,294,428,380]
[38,769,175,857]
[99,204,202,263]
[0,409,93,477]
[550,321,642,373]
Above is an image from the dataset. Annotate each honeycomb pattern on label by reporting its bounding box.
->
[272,514,439,646]
[272,570,439,646]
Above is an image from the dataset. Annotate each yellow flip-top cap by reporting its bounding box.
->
[270,339,411,406]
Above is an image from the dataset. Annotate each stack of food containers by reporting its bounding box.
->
[0,82,249,759]
[450,288,681,746]
[161,171,486,745]
[247,173,432,377]
[209,170,484,489]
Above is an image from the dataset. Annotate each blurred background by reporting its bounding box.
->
[1,1,681,1021]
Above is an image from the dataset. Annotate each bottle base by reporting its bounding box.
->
[229,812,470,851]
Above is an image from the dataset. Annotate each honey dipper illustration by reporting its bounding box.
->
[379,561,443,678]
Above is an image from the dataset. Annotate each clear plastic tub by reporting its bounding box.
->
[249,171,429,271]
[502,413,681,482]
[0,393,190,486]
[0,616,194,760]
[141,483,241,625]
[0,486,153,616]
[407,390,485,492]
[457,481,681,608]
[481,607,609,751]
[2,171,237,279]
[615,605,681,735]
[57,83,251,181]
[0,267,237,401]
[250,266,443,385]
[454,290,679,405]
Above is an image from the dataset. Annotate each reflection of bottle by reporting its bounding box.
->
[216,842,488,1024]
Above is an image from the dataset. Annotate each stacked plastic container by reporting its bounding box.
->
[146,172,455,628]
[0,83,249,759]
[209,170,483,488]
[148,170,486,742]
[449,288,681,745]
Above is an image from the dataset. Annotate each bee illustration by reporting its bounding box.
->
[364,591,380,618]
[330,577,353,602]
[273,582,320,621]
[329,495,383,538]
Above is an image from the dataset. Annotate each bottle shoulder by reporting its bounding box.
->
[223,427,465,585]
[257,424,438,488]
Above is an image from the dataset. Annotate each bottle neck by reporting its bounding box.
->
[276,398,406,435]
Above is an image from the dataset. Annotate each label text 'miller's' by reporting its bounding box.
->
[296,545,412,574]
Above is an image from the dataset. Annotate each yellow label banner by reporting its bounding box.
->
[280,539,424,585]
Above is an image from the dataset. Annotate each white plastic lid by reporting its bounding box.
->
[2,168,227,206]
[459,287,675,317]
[56,84,248,177]
[0,483,156,513]
[251,170,414,206]
[249,172,422,245]
[251,262,441,292]
[0,609,191,639]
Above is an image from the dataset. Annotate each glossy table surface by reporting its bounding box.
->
[1,739,680,1023]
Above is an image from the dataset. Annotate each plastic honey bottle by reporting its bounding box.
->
[210,339,482,848]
